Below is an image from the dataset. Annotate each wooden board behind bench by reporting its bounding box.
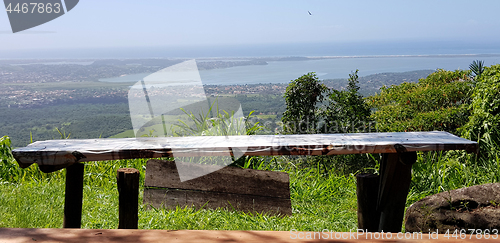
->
[143,159,292,215]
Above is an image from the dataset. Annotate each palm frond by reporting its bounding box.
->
[469,60,485,77]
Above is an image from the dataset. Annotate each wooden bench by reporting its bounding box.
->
[12,131,478,232]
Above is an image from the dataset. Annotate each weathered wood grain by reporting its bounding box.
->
[5,228,484,243]
[117,168,139,229]
[63,163,84,229]
[356,173,380,232]
[144,188,292,216]
[144,160,290,198]
[377,152,416,232]
[143,159,292,216]
[12,131,478,172]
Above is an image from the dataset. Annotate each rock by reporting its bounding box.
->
[405,183,500,232]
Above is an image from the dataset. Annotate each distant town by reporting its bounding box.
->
[0,58,433,108]
[0,58,293,108]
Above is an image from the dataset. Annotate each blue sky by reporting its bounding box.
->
[1,0,500,51]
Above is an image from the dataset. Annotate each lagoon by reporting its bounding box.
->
[100,54,500,85]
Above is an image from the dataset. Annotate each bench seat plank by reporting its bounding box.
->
[2,228,485,243]
[12,131,477,172]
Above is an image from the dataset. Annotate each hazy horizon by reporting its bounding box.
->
[2,40,500,59]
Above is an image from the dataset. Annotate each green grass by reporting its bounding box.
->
[407,150,500,206]
[0,181,65,228]
[0,157,357,231]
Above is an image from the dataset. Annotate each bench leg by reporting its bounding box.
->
[117,168,140,229]
[63,163,85,228]
[356,173,380,232]
[377,152,416,232]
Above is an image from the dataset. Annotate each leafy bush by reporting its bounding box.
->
[459,64,500,158]
[0,136,12,161]
[368,69,473,134]
[0,136,18,182]
[0,135,65,183]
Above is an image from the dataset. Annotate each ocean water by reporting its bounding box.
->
[3,41,500,59]
[99,54,500,85]
[198,55,500,85]
[5,41,500,85]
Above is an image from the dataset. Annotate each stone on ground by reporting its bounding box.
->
[405,183,500,232]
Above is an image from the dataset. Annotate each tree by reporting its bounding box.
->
[282,72,328,134]
[322,69,372,133]
[282,70,375,175]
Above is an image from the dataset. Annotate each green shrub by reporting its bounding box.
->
[459,64,500,159]
[1,135,65,183]
[0,136,16,181]
[368,69,473,134]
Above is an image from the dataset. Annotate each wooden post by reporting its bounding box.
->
[377,152,417,232]
[117,168,140,229]
[63,163,85,228]
[356,173,380,232]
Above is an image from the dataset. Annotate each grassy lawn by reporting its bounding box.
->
[0,157,358,231]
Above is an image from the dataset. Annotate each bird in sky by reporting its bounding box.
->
[308,11,312,15]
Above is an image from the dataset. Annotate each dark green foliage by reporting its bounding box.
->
[368,69,473,134]
[459,64,500,158]
[283,70,372,135]
[235,94,285,117]
[282,71,376,175]
[0,136,16,182]
[322,70,373,133]
[319,70,375,175]
[282,72,328,134]
[0,102,132,147]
